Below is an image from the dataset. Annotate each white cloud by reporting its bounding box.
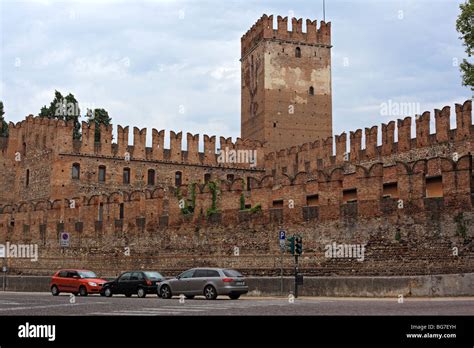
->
[0,0,470,145]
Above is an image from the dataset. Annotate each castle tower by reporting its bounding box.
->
[241,15,333,152]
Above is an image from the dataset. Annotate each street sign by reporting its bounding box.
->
[2,266,7,272]
[279,230,286,240]
[60,232,70,247]
[279,230,286,251]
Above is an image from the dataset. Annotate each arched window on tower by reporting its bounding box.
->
[295,47,301,58]
[72,163,80,180]
[123,168,131,184]
[175,171,182,187]
[309,86,315,96]
[147,169,155,186]
[98,166,106,183]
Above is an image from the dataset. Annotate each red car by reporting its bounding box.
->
[50,269,108,296]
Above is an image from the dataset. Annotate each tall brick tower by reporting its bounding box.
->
[241,15,333,152]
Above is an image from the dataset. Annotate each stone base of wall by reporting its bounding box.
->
[3,273,473,297]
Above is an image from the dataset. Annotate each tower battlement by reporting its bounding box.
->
[241,14,331,58]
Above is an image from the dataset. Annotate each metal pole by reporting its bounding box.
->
[294,255,299,298]
[280,251,283,296]
[323,0,326,22]
[2,258,6,292]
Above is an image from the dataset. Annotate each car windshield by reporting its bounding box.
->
[144,272,163,280]
[78,271,98,279]
[223,269,243,277]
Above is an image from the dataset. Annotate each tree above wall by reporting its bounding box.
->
[0,101,9,137]
[86,108,112,142]
[39,90,81,139]
[456,0,474,90]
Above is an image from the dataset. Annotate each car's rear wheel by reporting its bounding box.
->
[104,287,113,297]
[204,285,217,300]
[79,286,88,297]
[51,285,60,296]
[160,285,172,299]
[137,288,146,298]
[229,293,241,300]
[185,295,195,299]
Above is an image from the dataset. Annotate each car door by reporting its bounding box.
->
[130,272,143,293]
[116,272,132,294]
[173,269,194,294]
[190,269,208,295]
[206,269,222,292]
[57,271,69,291]
[67,271,80,292]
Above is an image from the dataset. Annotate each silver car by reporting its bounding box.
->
[159,268,248,300]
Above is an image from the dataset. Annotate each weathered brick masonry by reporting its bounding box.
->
[241,15,333,152]
[0,100,472,277]
[0,14,473,278]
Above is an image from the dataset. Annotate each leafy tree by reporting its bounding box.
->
[86,108,112,142]
[39,90,81,139]
[456,0,474,90]
[0,101,8,137]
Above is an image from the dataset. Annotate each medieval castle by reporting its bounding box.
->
[0,15,473,277]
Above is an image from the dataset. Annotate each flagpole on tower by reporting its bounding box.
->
[323,0,326,22]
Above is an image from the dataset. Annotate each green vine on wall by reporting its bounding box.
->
[206,181,220,218]
[176,183,196,215]
[394,229,401,242]
[240,192,246,211]
[454,213,467,239]
[239,178,261,213]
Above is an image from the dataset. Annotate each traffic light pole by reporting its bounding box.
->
[294,254,299,298]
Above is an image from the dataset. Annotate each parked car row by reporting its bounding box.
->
[50,268,249,300]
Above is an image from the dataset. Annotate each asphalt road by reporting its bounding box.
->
[0,292,473,315]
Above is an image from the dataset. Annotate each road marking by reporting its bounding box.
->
[128,307,205,312]
[92,312,159,316]
[0,302,109,312]
[91,311,184,316]
[161,305,230,310]
[91,308,207,316]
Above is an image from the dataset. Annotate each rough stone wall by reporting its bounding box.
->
[0,100,472,277]
[0,146,472,276]
[1,205,473,277]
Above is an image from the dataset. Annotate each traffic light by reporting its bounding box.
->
[286,236,295,255]
[295,236,303,255]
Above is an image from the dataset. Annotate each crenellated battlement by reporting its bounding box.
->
[241,14,331,58]
[0,116,267,169]
[0,115,75,159]
[264,100,473,175]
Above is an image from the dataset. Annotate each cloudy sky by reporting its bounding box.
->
[0,0,471,147]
